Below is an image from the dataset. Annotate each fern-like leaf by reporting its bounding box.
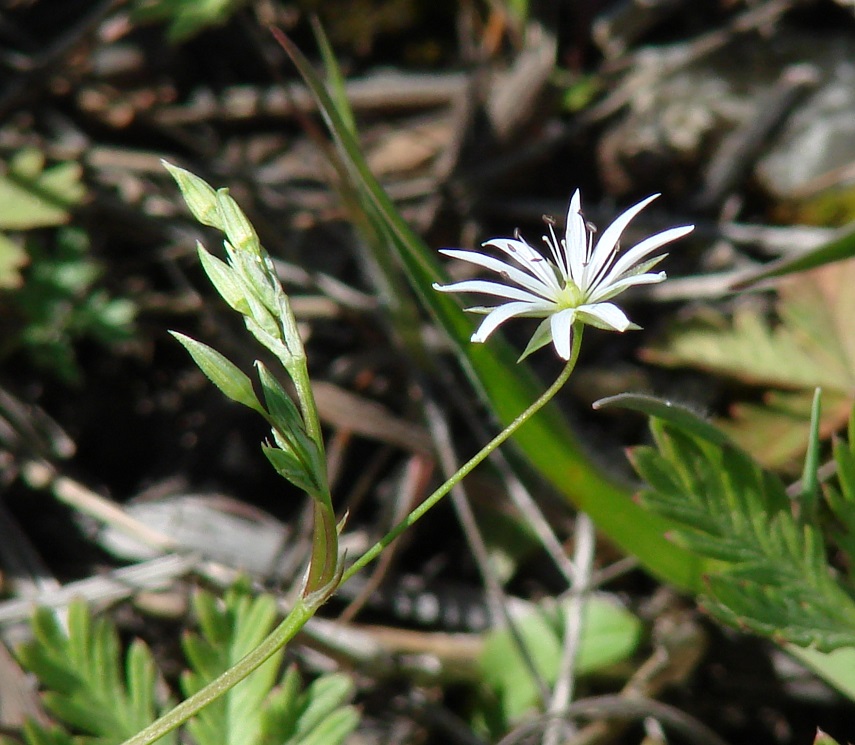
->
[630,419,855,651]
[181,585,359,745]
[12,600,176,745]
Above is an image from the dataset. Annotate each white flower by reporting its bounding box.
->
[433,190,694,360]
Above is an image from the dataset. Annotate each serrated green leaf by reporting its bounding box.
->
[179,587,357,745]
[634,421,855,653]
[18,721,75,745]
[170,332,266,415]
[294,674,355,736]
[182,588,284,745]
[260,666,302,742]
[15,600,175,744]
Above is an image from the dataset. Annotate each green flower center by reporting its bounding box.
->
[557,279,585,308]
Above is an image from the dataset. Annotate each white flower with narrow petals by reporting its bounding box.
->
[433,190,694,360]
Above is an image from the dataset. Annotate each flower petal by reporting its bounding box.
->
[577,301,632,331]
[598,224,693,289]
[471,301,549,342]
[589,270,666,303]
[433,279,545,303]
[484,238,560,289]
[439,249,558,300]
[584,193,659,288]
[564,189,589,283]
[549,307,577,359]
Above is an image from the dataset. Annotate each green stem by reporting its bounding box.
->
[121,598,319,745]
[120,323,583,745]
[341,323,584,584]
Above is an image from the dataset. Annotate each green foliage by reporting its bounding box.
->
[643,260,855,469]
[180,586,358,745]
[5,589,358,745]
[813,729,843,745]
[165,162,336,593]
[627,401,855,652]
[0,149,85,231]
[2,227,136,383]
[8,599,177,745]
[132,0,249,42]
[0,233,28,289]
[478,596,641,727]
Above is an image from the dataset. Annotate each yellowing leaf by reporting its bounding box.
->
[0,232,28,288]
[643,259,855,467]
[0,149,86,230]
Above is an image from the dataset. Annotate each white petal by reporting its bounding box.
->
[434,279,545,303]
[485,238,559,289]
[599,224,693,288]
[564,190,589,283]
[577,302,631,331]
[471,301,546,342]
[439,249,557,300]
[588,270,666,303]
[549,307,577,359]
[585,194,659,289]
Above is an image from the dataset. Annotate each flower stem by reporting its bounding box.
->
[342,322,584,584]
[119,323,584,745]
[120,597,320,745]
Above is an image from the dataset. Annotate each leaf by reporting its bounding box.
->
[163,162,222,228]
[594,393,733,448]
[731,224,855,289]
[133,0,249,43]
[813,729,843,745]
[643,259,855,467]
[0,150,85,229]
[14,600,177,744]
[182,588,281,745]
[170,333,266,415]
[6,227,135,382]
[197,243,249,314]
[181,587,358,745]
[479,595,641,721]
[631,419,855,652]
[0,232,28,288]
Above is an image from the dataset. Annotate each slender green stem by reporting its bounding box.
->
[120,323,583,745]
[342,323,585,584]
[120,598,318,745]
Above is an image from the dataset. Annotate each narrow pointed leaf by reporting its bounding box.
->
[171,332,265,415]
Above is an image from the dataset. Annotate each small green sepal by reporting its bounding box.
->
[216,190,259,254]
[162,161,222,229]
